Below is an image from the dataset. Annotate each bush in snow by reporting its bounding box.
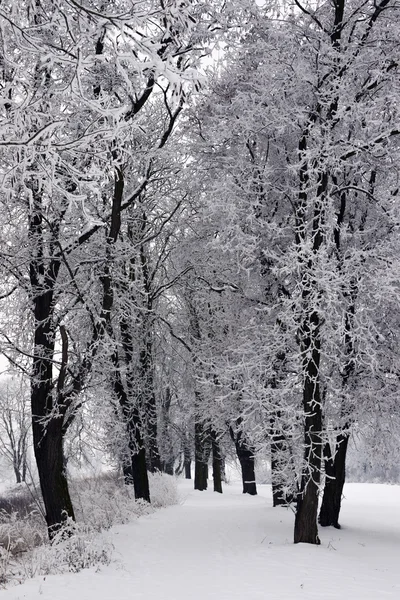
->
[0,471,178,587]
[148,471,178,508]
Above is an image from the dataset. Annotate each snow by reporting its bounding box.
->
[2,481,400,599]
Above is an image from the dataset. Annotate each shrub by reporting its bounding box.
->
[0,471,178,588]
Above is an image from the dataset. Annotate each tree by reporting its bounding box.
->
[185,0,400,543]
[0,375,30,484]
[0,0,232,535]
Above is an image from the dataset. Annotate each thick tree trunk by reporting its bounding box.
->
[211,431,223,494]
[30,259,75,536]
[32,410,75,537]
[294,476,320,544]
[294,333,322,544]
[184,458,192,479]
[231,429,257,495]
[293,159,325,544]
[131,444,150,501]
[319,434,349,528]
[238,450,257,495]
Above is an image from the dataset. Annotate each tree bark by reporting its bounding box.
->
[293,143,325,544]
[231,428,257,495]
[29,191,75,537]
[319,433,349,528]
[211,430,223,493]
[293,327,322,544]
[33,416,75,537]
[194,420,209,491]
[113,356,150,502]
[184,437,192,479]
[185,458,192,479]
[140,338,161,473]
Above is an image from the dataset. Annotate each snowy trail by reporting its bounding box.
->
[3,481,400,599]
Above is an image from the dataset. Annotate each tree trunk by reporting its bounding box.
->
[32,413,75,537]
[14,467,22,485]
[319,433,349,528]
[270,422,295,506]
[160,387,175,475]
[293,161,325,544]
[140,340,161,473]
[194,420,209,491]
[232,429,257,495]
[271,442,288,506]
[293,334,322,544]
[184,458,192,479]
[28,184,76,538]
[114,363,150,502]
[131,444,150,501]
[211,431,223,493]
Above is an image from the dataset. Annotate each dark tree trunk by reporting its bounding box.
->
[293,154,325,544]
[183,436,192,479]
[160,387,175,475]
[194,420,209,491]
[211,431,223,494]
[29,198,75,537]
[184,458,192,480]
[163,456,175,476]
[138,243,161,474]
[293,315,322,544]
[195,461,208,490]
[33,417,75,537]
[131,444,150,501]
[221,457,226,482]
[237,448,257,495]
[319,433,349,528]
[113,362,150,502]
[231,428,257,495]
[144,385,161,473]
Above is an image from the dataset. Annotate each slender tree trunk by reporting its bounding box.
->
[184,440,192,479]
[319,433,349,528]
[139,338,161,472]
[194,420,209,491]
[113,360,150,502]
[145,387,161,473]
[270,415,295,506]
[211,430,223,493]
[271,435,288,506]
[160,387,175,475]
[14,467,22,485]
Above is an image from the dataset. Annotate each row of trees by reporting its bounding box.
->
[0,0,399,545]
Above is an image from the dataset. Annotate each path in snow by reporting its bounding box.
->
[3,480,400,599]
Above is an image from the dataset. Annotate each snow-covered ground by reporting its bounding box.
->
[2,480,400,599]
